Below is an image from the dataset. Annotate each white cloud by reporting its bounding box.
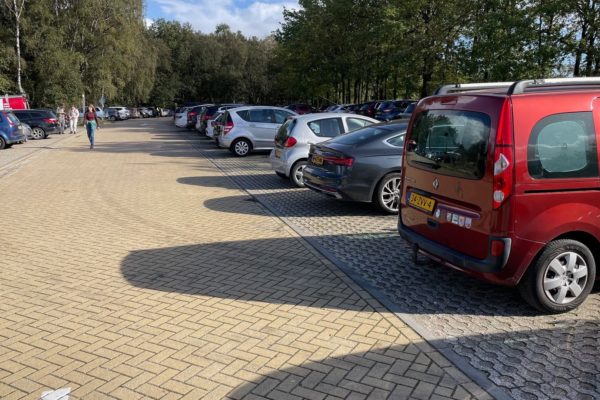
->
[152,0,298,38]
[144,18,154,28]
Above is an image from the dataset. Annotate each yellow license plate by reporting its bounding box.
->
[409,192,436,213]
[312,155,324,166]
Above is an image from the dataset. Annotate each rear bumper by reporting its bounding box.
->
[6,132,26,144]
[398,219,512,275]
[304,168,372,202]
[269,149,293,176]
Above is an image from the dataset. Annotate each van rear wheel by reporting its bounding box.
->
[519,239,595,313]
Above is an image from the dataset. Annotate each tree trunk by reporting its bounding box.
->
[15,16,24,93]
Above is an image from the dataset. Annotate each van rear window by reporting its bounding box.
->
[407,110,491,179]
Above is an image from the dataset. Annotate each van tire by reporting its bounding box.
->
[374,173,402,214]
[230,138,252,157]
[290,160,307,187]
[519,239,596,313]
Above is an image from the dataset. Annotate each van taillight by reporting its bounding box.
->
[284,137,297,148]
[493,100,514,209]
[223,121,234,135]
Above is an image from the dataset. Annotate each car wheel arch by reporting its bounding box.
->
[286,157,307,176]
[369,169,403,201]
[520,230,600,283]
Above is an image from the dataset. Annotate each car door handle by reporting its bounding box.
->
[249,124,256,127]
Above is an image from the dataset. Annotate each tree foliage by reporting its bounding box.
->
[1,0,599,108]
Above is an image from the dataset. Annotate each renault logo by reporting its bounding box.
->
[433,178,439,190]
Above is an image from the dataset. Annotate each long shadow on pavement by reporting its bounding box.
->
[120,239,599,400]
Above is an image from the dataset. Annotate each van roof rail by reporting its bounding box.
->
[434,82,515,95]
[508,77,600,95]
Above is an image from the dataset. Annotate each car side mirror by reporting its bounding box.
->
[406,140,417,152]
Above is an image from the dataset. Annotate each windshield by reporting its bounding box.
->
[407,110,491,179]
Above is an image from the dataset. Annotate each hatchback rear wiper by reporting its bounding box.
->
[413,160,441,170]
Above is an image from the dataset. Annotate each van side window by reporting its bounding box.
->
[528,112,598,179]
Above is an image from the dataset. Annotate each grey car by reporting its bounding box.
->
[269,113,378,187]
[303,121,408,213]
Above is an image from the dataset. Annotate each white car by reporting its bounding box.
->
[174,107,193,128]
[204,111,223,138]
[216,106,297,156]
[269,113,378,187]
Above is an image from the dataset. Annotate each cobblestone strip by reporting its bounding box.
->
[189,130,600,400]
[1,119,489,399]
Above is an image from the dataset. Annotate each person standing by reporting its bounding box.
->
[56,103,66,134]
[68,105,79,134]
[83,104,99,149]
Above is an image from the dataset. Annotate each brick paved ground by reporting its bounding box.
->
[0,135,72,178]
[188,124,600,400]
[0,119,489,399]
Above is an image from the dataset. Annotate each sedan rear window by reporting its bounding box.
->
[408,110,491,179]
[332,124,406,145]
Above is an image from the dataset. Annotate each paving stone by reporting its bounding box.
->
[0,121,485,399]
[193,125,600,400]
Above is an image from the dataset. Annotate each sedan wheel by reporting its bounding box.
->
[32,127,46,139]
[519,239,595,313]
[231,139,251,157]
[376,173,402,214]
[290,161,307,187]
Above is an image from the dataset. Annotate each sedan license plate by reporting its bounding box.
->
[312,155,324,166]
[408,192,436,213]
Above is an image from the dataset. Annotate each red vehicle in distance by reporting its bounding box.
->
[0,94,29,110]
[399,78,600,313]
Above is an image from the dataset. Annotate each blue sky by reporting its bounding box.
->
[145,0,299,38]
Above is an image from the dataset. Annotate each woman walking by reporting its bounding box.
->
[83,104,99,149]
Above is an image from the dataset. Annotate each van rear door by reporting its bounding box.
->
[400,95,506,260]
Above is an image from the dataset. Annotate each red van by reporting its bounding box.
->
[399,78,600,313]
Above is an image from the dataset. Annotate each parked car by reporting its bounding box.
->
[0,110,26,148]
[105,107,128,121]
[303,121,407,213]
[78,106,105,120]
[398,78,600,313]
[394,102,416,120]
[269,113,378,187]
[11,109,59,139]
[214,106,297,156]
[186,105,207,129]
[357,101,380,117]
[18,122,33,140]
[175,105,211,128]
[196,104,245,135]
[374,100,415,121]
[204,112,224,139]
[285,104,314,115]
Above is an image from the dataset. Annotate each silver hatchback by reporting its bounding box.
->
[216,106,297,156]
[269,113,378,187]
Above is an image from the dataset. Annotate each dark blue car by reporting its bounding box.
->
[0,111,26,149]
